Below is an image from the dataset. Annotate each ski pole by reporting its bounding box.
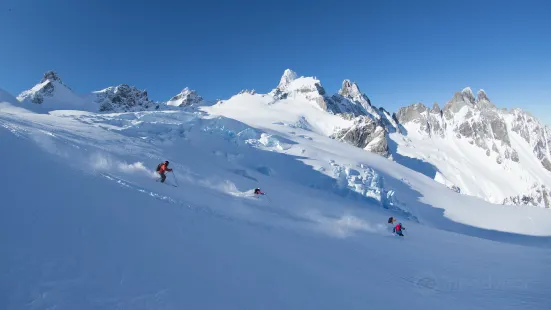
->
[172,171,179,187]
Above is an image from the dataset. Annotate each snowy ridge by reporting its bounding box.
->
[16,71,90,111]
[267,69,394,156]
[94,84,160,112]
[2,82,551,309]
[394,89,551,208]
[166,87,204,107]
[15,71,206,113]
[6,69,551,209]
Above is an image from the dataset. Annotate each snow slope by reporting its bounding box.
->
[2,91,551,309]
[11,70,550,211]
[390,127,551,205]
[392,102,551,207]
[204,94,551,236]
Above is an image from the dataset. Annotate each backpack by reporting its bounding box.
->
[156,163,163,172]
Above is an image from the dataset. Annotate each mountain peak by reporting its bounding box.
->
[277,69,298,89]
[16,70,75,105]
[41,71,64,85]
[461,87,475,103]
[431,102,441,114]
[166,87,203,107]
[475,89,496,109]
[444,87,477,116]
[477,89,489,102]
[339,79,362,98]
[95,84,158,112]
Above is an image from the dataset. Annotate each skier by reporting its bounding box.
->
[388,216,396,224]
[254,188,265,196]
[393,222,406,237]
[156,161,173,183]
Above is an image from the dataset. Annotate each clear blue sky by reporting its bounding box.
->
[1,0,550,124]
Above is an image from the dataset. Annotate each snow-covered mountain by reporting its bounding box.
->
[15,71,205,113]
[2,71,551,310]
[393,87,551,208]
[261,69,551,208]
[267,69,394,157]
[17,71,90,111]
[166,87,204,107]
[94,84,160,112]
[7,69,551,208]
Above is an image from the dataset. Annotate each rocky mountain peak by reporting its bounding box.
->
[431,102,441,114]
[461,87,475,104]
[339,80,362,99]
[269,69,331,113]
[95,84,158,112]
[16,71,74,104]
[277,69,298,90]
[166,87,204,107]
[238,89,257,95]
[41,71,64,85]
[475,89,496,110]
[443,87,477,117]
[477,89,489,102]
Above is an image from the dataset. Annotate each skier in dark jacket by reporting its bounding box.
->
[254,188,265,195]
[156,161,173,183]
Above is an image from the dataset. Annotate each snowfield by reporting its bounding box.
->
[392,114,551,206]
[1,90,551,310]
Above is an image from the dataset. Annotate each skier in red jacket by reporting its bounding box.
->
[393,222,405,237]
[156,161,173,183]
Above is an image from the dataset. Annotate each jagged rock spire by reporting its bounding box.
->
[166,87,204,107]
[339,80,362,98]
[477,89,489,102]
[461,87,475,104]
[277,69,298,90]
[41,71,64,84]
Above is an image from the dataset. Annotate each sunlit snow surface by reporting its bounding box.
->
[1,96,550,309]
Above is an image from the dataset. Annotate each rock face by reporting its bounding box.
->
[476,89,496,110]
[239,89,257,95]
[166,87,204,107]
[510,109,551,172]
[443,87,476,119]
[503,184,551,208]
[332,116,389,157]
[396,89,525,164]
[337,80,372,113]
[94,85,159,112]
[41,71,67,87]
[395,102,445,137]
[395,87,551,208]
